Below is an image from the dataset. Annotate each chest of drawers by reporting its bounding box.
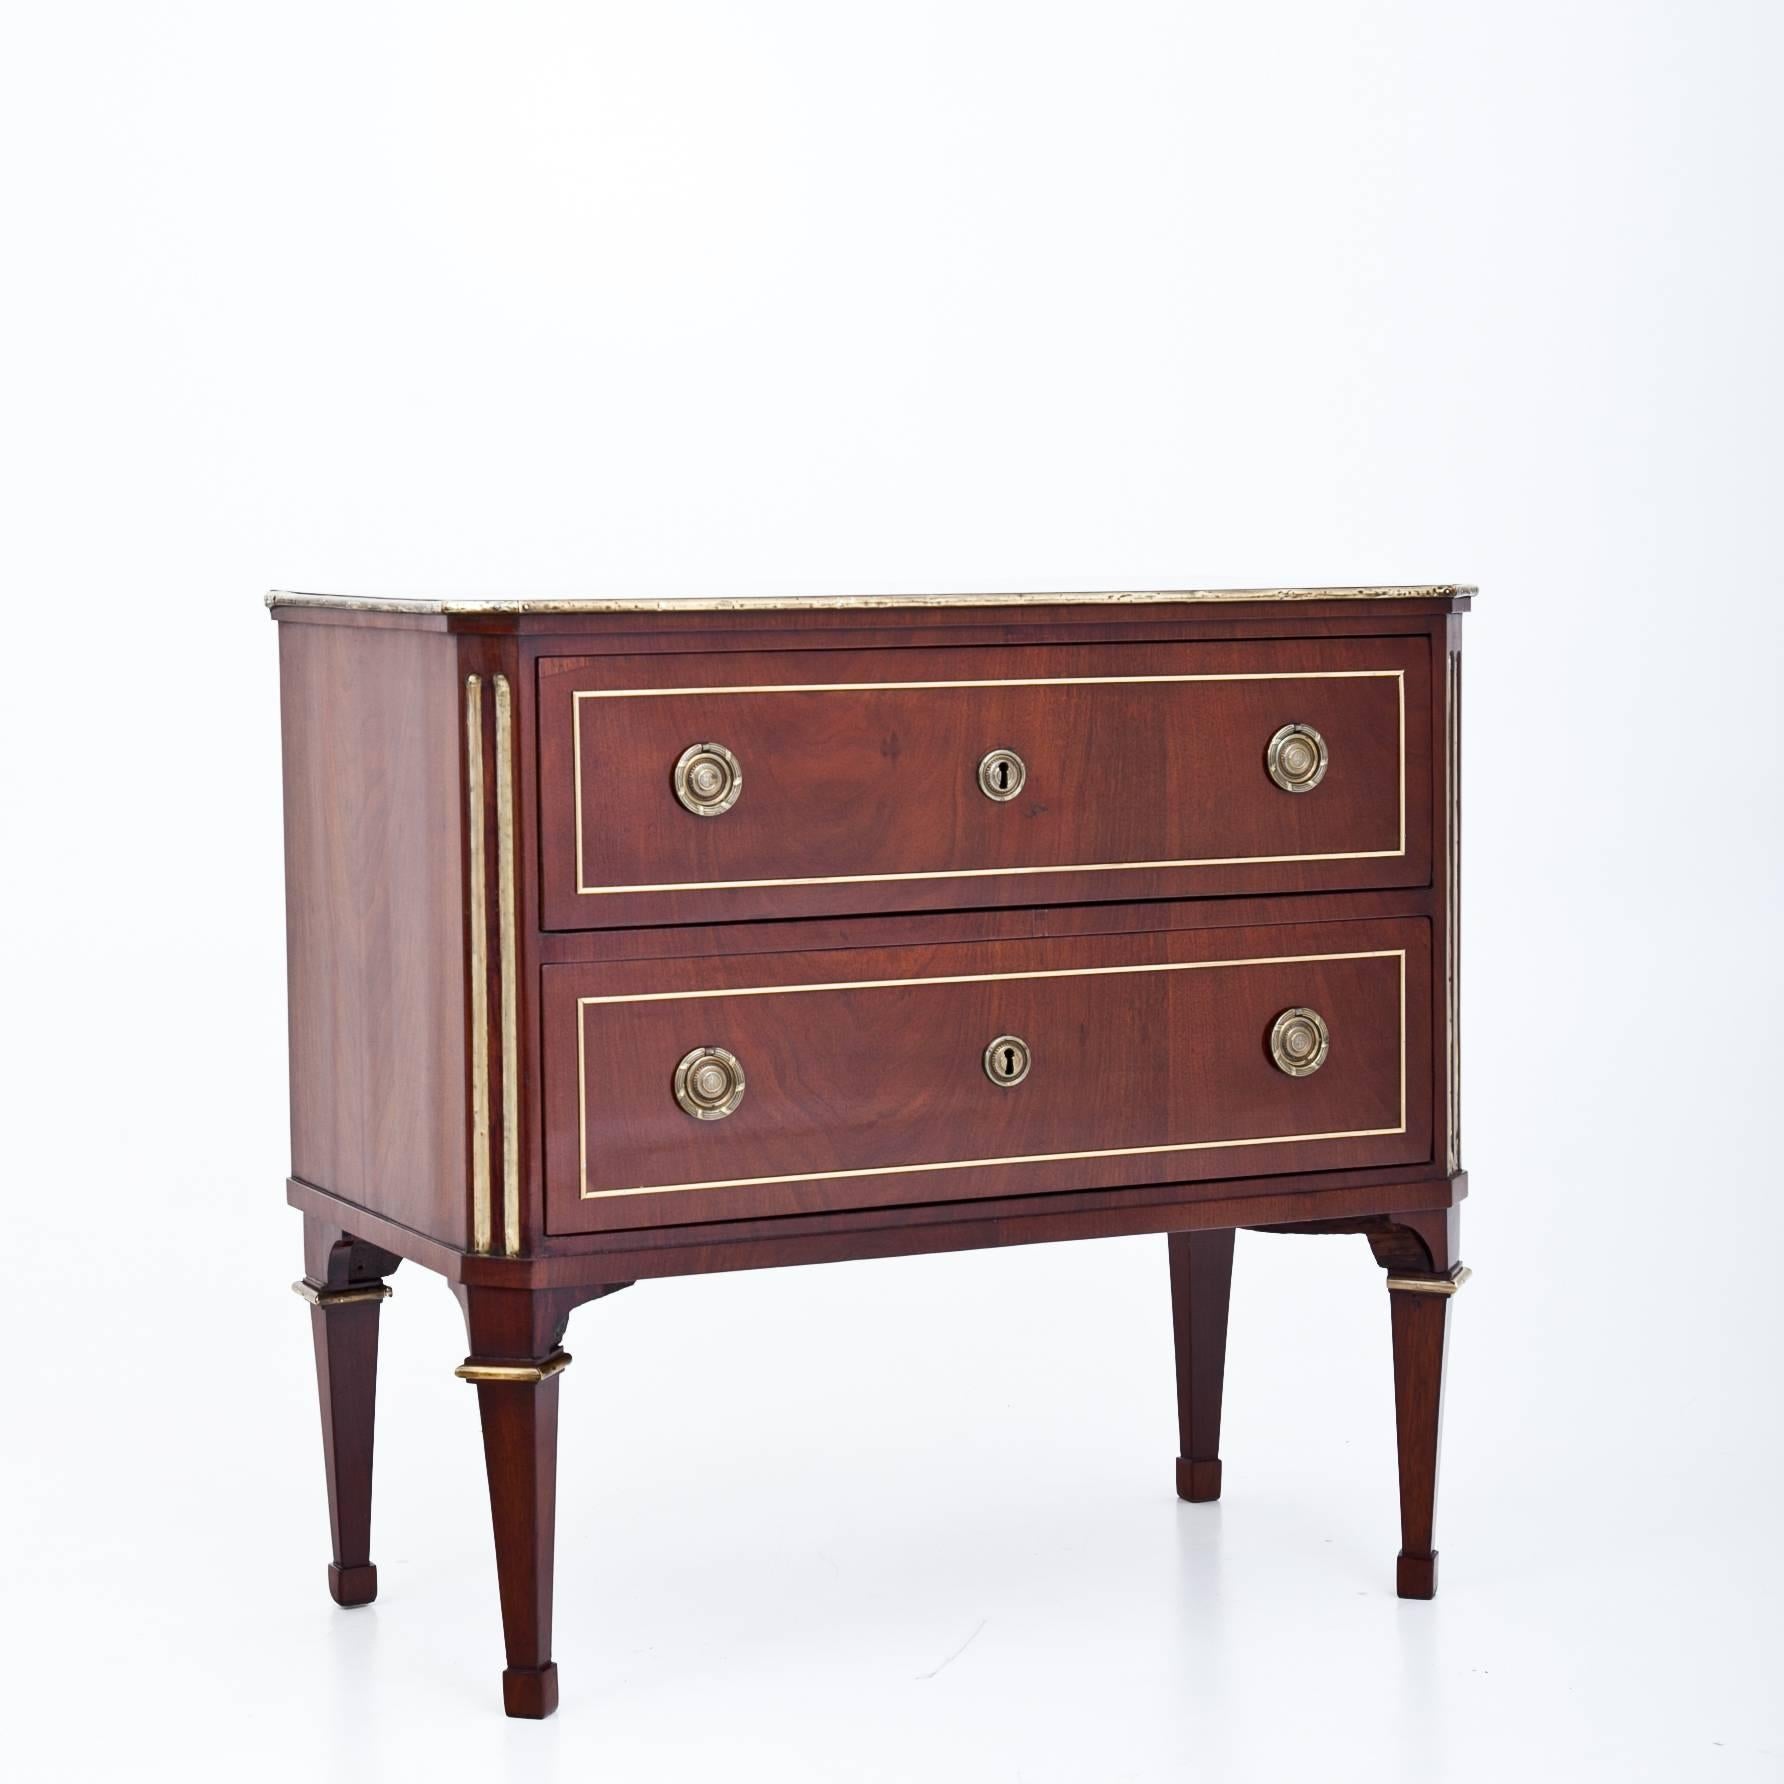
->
[273,586,1471,1718]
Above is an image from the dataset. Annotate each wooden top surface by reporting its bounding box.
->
[267,585,1474,617]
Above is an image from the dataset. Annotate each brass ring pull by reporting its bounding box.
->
[673,742,742,816]
[1266,723,1328,792]
[978,748,1027,802]
[674,1046,746,1119]
[1269,1007,1329,1077]
[983,1034,1032,1086]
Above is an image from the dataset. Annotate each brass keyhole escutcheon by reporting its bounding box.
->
[1266,723,1328,793]
[674,1046,746,1119]
[1269,1007,1330,1077]
[673,742,742,816]
[983,1033,1032,1087]
[978,748,1027,802]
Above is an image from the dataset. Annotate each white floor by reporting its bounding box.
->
[10,1194,1779,1783]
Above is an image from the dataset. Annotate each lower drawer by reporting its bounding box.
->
[543,917,1432,1234]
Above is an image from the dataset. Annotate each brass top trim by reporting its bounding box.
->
[267,585,1474,616]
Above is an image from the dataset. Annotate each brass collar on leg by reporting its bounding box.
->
[1385,1263,1472,1297]
[292,1280,394,1309]
[454,1350,572,1385]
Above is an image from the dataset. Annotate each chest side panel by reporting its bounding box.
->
[280,621,469,1242]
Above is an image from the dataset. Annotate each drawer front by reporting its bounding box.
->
[537,637,1431,929]
[544,918,1431,1233]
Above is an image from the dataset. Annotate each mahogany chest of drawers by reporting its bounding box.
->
[272,585,1471,1718]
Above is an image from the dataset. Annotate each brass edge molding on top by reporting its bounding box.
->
[267,585,1478,615]
[454,1351,573,1385]
[493,673,521,1258]
[572,669,1406,896]
[576,949,1408,1199]
[465,675,492,1254]
[291,1280,394,1309]
[1386,1264,1472,1297]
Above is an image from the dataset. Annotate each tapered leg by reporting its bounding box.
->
[298,1217,400,1606]
[1389,1282,1451,1598]
[1247,1208,1465,1594]
[474,1373,563,1717]
[1168,1228,1236,1502]
[454,1283,598,1720]
[309,1296,384,1605]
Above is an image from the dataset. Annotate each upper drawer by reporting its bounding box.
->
[537,637,1431,929]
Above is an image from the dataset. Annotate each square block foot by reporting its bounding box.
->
[1175,1457,1222,1502]
[1396,1550,1438,1599]
[327,1562,378,1607]
[503,1664,560,1719]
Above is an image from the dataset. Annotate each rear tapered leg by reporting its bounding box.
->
[1387,1274,1457,1597]
[297,1217,400,1606]
[1168,1228,1236,1502]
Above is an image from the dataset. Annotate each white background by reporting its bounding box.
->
[4,3,1781,1779]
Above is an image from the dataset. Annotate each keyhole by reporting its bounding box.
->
[979,749,1025,801]
[984,1033,1030,1086]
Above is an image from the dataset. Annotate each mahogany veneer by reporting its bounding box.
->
[273,585,1472,1717]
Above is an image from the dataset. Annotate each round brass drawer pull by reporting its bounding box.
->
[1266,723,1328,792]
[674,1046,746,1119]
[673,742,742,816]
[978,748,1027,802]
[1269,1007,1330,1077]
[984,1033,1032,1086]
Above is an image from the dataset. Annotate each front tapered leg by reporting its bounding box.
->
[470,1368,564,1717]
[1249,1209,1466,1594]
[1168,1228,1235,1502]
[297,1217,400,1606]
[1365,1216,1466,1597]
[455,1284,588,1719]
[1387,1276,1456,1598]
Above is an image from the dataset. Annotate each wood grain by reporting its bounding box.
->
[279,622,468,1242]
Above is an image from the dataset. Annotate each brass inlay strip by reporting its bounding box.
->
[1386,1264,1471,1297]
[494,673,521,1257]
[577,949,1408,1199]
[291,1280,393,1309]
[466,675,492,1253]
[579,670,1400,699]
[455,1350,572,1384]
[1445,647,1462,1174]
[573,670,1406,896]
[576,947,1399,1006]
